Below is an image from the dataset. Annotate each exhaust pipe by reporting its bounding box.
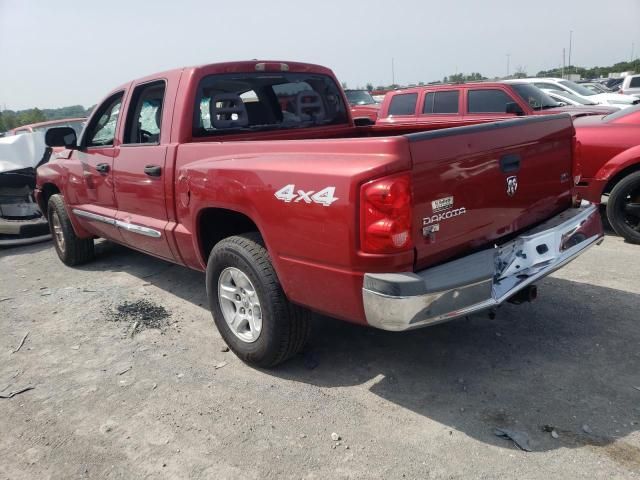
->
[507,285,538,305]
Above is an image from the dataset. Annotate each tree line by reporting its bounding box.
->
[0,105,93,133]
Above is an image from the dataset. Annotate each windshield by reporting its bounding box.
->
[194,72,349,136]
[345,90,376,105]
[560,80,597,96]
[511,84,559,110]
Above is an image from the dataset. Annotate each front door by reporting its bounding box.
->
[67,92,124,241]
[112,80,174,260]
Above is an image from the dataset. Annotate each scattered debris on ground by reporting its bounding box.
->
[0,385,34,399]
[107,299,171,332]
[494,428,532,452]
[215,361,227,370]
[11,331,29,353]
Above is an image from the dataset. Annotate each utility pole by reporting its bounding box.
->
[391,57,395,86]
[632,42,635,62]
[562,48,565,79]
[506,53,511,77]
[568,30,573,76]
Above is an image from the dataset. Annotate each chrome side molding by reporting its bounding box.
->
[72,209,162,239]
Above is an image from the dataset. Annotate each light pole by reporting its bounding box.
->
[391,57,395,86]
[506,53,511,77]
[568,30,573,76]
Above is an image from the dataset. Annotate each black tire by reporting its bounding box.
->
[606,171,640,244]
[47,194,95,265]
[206,232,310,368]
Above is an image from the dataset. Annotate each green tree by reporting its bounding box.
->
[366,83,373,92]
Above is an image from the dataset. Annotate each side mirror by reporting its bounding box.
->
[353,117,375,127]
[45,127,78,148]
[505,102,525,116]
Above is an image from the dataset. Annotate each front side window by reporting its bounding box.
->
[511,84,559,110]
[423,91,459,114]
[85,93,123,147]
[388,93,418,115]
[124,81,165,144]
[194,72,348,136]
[467,89,517,113]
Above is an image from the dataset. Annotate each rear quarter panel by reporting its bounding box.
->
[173,137,414,323]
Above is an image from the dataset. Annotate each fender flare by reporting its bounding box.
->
[593,145,640,194]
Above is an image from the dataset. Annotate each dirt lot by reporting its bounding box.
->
[1,233,639,479]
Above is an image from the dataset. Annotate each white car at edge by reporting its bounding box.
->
[512,78,639,108]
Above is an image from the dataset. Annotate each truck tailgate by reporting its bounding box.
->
[407,115,574,270]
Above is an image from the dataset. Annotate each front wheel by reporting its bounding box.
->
[606,171,640,244]
[47,194,95,265]
[206,233,310,368]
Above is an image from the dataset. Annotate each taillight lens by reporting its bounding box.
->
[360,173,413,253]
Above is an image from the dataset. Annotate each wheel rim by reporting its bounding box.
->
[51,211,65,253]
[217,267,262,343]
[622,185,640,232]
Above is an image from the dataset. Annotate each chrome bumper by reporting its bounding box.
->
[362,203,603,331]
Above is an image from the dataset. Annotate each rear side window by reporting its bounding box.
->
[468,89,516,113]
[124,81,166,144]
[630,77,640,88]
[388,93,418,115]
[423,91,459,114]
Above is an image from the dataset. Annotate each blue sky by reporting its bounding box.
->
[1,0,639,109]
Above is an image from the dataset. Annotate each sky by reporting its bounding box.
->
[1,0,639,110]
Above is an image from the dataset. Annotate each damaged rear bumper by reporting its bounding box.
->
[362,203,603,331]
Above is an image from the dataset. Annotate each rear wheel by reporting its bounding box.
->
[206,233,310,368]
[47,194,95,265]
[606,172,640,244]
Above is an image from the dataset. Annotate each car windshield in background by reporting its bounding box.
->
[511,84,559,110]
[194,73,348,136]
[345,90,377,105]
[560,80,597,96]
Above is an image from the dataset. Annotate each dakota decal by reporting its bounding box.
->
[423,207,467,226]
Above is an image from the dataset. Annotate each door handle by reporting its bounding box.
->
[95,163,110,174]
[144,165,162,177]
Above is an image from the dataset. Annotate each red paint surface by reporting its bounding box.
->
[36,61,580,325]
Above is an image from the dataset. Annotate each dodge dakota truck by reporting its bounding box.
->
[36,60,603,367]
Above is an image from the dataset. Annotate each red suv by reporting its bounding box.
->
[376,82,616,131]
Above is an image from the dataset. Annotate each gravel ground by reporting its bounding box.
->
[1,233,639,479]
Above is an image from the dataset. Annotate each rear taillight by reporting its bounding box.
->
[360,173,413,253]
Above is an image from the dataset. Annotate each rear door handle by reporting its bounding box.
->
[96,163,110,174]
[144,165,162,177]
[500,154,521,173]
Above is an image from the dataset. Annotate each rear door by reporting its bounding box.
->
[407,115,574,270]
[417,89,468,129]
[112,80,175,260]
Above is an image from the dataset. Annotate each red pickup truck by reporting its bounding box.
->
[36,60,603,367]
[375,82,617,132]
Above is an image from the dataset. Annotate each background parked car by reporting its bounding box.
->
[516,78,639,108]
[619,74,640,98]
[8,118,86,137]
[573,105,640,243]
[542,89,621,112]
[343,89,380,121]
[579,82,614,94]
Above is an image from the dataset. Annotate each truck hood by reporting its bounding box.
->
[542,105,618,116]
[590,92,639,104]
[0,132,46,174]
